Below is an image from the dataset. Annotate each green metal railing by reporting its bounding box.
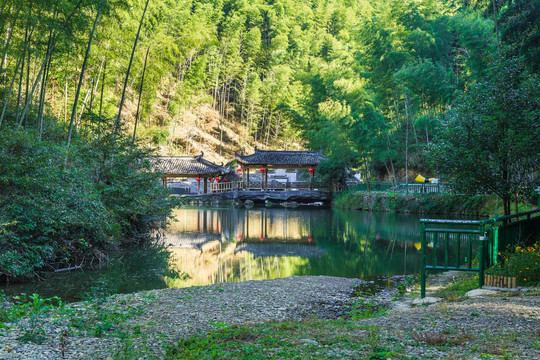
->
[344,181,453,195]
[420,209,540,298]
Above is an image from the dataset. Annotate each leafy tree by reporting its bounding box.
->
[431,57,540,215]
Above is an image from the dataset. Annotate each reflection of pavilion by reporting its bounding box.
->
[235,243,326,258]
[168,208,223,234]
[235,208,313,242]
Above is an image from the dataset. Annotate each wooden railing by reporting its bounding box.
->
[210,181,243,193]
[208,181,330,192]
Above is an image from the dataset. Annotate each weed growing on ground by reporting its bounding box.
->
[433,273,478,301]
[0,292,64,322]
[411,329,474,346]
[349,298,388,319]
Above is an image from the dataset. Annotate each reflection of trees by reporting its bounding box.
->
[165,207,424,287]
[165,242,311,288]
[2,246,179,302]
[308,210,423,277]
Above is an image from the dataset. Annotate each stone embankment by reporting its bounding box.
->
[179,189,332,205]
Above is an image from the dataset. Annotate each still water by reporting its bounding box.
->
[1,207,425,301]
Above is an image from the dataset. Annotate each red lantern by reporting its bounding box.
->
[308,237,313,242]
[237,234,242,240]
[216,177,220,182]
[260,167,265,173]
[309,168,314,174]
[224,179,228,182]
[238,168,242,173]
[259,236,264,241]
[196,177,201,183]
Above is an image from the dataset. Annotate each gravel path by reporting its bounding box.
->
[0,275,538,359]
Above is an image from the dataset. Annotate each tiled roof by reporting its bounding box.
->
[235,148,326,167]
[150,153,223,176]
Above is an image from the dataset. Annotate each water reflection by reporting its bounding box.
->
[1,207,426,300]
[162,207,423,288]
[0,247,180,302]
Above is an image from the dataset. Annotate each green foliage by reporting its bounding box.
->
[0,121,174,280]
[349,297,388,320]
[150,127,170,145]
[431,57,540,215]
[499,0,540,72]
[433,274,479,301]
[334,192,496,216]
[1,0,537,188]
[487,241,540,286]
[0,292,64,323]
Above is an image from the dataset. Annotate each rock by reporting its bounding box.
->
[281,201,299,208]
[465,289,499,298]
[412,297,442,306]
[244,200,254,207]
[300,339,319,346]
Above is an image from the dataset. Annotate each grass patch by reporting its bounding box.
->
[165,320,387,360]
[432,273,479,301]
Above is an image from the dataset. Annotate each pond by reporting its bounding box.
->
[1,206,428,301]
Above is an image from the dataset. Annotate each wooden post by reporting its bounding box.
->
[265,168,268,189]
[204,177,208,193]
[247,169,250,188]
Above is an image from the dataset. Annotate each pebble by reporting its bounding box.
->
[1,277,538,359]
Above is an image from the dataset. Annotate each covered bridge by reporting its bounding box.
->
[235,148,327,189]
[150,153,223,193]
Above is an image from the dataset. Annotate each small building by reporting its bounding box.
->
[150,153,223,194]
[235,148,327,189]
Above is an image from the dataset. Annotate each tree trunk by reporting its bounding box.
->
[99,58,106,117]
[386,135,396,189]
[503,197,511,217]
[133,46,149,144]
[39,48,53,138]
[38,25,54,136]
[15,25,29,122]
[0,55,22,126]
[19,0,84,127]
[67,0,103,146]
[0,2,21,82]
[114,0,150,140]
[404,99,409,190]
[492,0,501,55]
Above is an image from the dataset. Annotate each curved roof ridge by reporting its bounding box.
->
[235,148,326,167]
[150,154,223,176]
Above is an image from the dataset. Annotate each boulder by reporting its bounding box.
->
[412,297,442,306]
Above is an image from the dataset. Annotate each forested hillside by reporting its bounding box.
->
[1,0,537,168]
[0,0,539,278]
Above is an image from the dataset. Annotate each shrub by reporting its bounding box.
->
[487,241,540,286]
[0,122,174,280]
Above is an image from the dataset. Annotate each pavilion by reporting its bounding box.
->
[150,153,223,193]
[235,148,326,189]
